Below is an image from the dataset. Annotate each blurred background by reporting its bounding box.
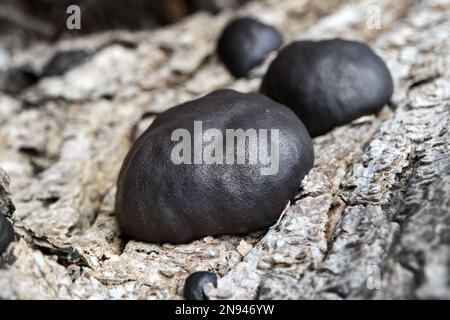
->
[0,0,249,42]
[0,0,255,96]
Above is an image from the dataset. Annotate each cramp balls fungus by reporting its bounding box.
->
[184,271,217,300]
[42,49,90,77]
[217,17,283,78]
[260,39,394,137]
[115,89,314,244]
[0,215,14,255]
[3,68,39,94]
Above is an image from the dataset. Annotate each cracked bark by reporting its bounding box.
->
[0,0,449,299]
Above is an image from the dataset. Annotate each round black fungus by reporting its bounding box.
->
[260,39,394,137]
[184,271,217,300]
[4,68,39,94]
[0,215,14,255]
[217,17,283,78]
[115,89,314,244]
[42,49,90,77]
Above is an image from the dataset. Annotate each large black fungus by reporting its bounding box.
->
[42,49,90,77]
[184,271,217,300]
[260,39,394,137]
[217,17,283,78]
[0,215,14,255]
[115,89,314,244]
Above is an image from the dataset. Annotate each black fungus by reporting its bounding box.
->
[184,271,218,300]
[3,68,39,94]
[260,39,394,137]
[0,215,14,255]
[115,89,314,244]
[42,49,90,77]
[217,17,283,78]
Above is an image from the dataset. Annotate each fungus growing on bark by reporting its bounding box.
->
[42,49,90,77]
[115,89,314,244]
[217,17,283,77]
[184,271,217,300]
[0,215,14,255]
[260,39,394,137]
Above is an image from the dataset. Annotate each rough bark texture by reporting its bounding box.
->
[0,0,449,299]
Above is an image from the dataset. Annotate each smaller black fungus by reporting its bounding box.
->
[217,17,282,78]
[42,49,91,77]
[0,215,14,255]
[260,39,394,137]
[184,271,218,300]
[3,68,39,94]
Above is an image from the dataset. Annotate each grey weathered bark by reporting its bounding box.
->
[0,0,449,299]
